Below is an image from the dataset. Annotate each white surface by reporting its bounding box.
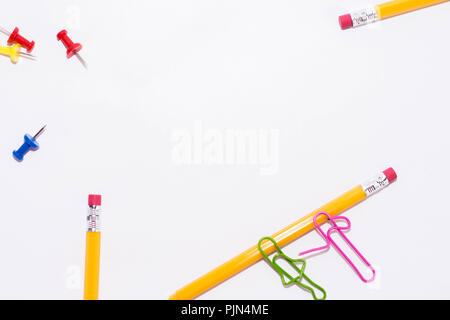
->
[1,0,449,299]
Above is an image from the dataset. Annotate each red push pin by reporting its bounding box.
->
[57,29,87,69]
[0,26,35,53]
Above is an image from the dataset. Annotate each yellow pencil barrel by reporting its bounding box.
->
[84,231,101,300]
[170,168,397,300]
[376,0,449,19]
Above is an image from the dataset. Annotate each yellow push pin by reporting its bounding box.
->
[0,43,35,63]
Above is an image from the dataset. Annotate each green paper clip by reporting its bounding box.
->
[257,237,326,300]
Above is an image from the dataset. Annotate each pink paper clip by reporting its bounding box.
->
[298,212,375,283]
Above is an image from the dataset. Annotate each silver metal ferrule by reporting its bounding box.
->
[87,205,101,232]
[350,7,379,28]
[361,172,390,197]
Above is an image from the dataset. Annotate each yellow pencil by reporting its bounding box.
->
[84,194,102,300]
[339,0,449,29]
[170,168,397,300]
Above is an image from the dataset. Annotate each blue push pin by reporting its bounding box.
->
[13,125,46,161]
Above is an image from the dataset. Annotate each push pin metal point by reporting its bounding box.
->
[13,125,46,161]
[0,26,35,53]
[57,29,87,69]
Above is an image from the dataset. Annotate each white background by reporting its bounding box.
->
[0,0,449,299]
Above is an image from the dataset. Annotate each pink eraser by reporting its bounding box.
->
[339,14,353,30]
[383,167,397,183]
[88,194,102,206]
